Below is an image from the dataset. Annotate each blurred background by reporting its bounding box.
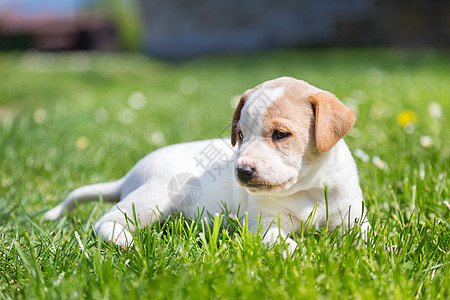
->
[0,0,449,58]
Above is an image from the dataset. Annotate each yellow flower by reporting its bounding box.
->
[76,137,89,150]
[397,110,417,127]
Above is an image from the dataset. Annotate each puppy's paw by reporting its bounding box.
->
[95,221,134,247]
[286,238,298,254]
[281,238,298,259]
[263,228,298,258]
[43,204,65,221]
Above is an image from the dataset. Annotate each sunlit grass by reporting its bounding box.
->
[0,49,449,298]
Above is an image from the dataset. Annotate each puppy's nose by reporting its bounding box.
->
[236,165,255,184]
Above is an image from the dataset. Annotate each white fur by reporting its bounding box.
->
[44,78,369,254]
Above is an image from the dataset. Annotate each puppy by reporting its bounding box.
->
[44,77,369,253]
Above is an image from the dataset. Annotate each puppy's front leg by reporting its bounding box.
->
[95,183,175,247]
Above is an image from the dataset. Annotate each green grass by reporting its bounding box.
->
[0,49,449,299]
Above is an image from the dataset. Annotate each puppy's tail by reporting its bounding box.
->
[43,178,124,221]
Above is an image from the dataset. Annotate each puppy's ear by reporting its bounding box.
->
[231,95,246,146]
[308,92,356,153]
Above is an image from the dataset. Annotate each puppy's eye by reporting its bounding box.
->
[273,130,290,140]
[239,131,244,140]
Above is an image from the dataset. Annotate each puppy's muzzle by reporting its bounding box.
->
[236,165,255,184]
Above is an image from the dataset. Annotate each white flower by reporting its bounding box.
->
[353,148,369,162]
[419,135,433,148]
[428,101,442,119]
[444,200,450,210]
[372,156,387,170]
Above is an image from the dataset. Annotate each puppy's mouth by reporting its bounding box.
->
[242,178,295,193]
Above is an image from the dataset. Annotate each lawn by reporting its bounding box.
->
[0,49,449,299]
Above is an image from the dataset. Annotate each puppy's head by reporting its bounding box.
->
[231,77,355,194]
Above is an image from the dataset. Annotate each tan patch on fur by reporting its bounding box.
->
[308,92,356,152]
[262,87,316,158]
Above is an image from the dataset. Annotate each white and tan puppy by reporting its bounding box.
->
[44,77,369,253]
